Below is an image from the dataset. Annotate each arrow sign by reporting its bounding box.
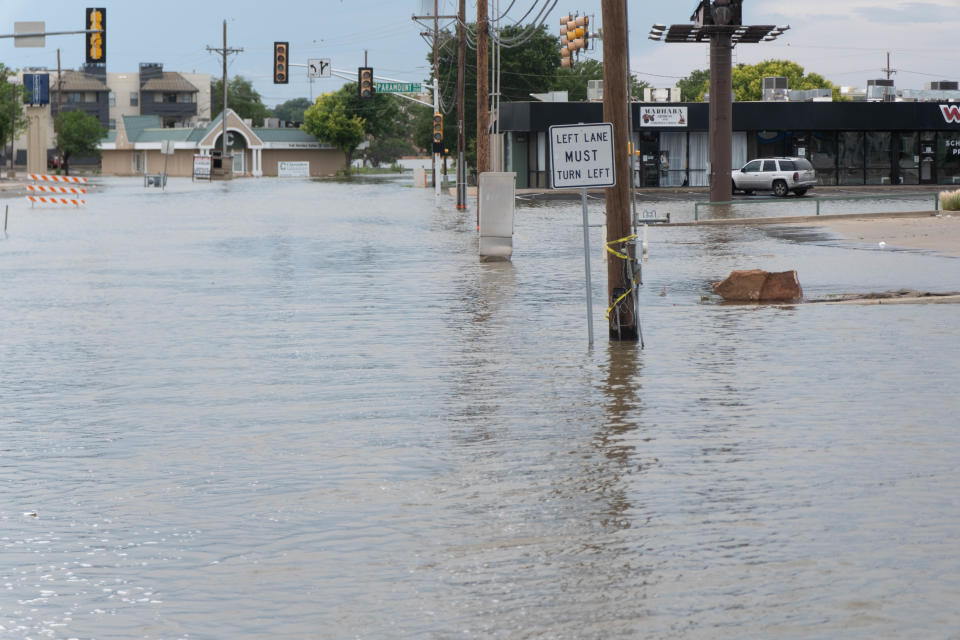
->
[307,58,331,78]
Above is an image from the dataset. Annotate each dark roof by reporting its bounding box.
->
[140,72,198,93]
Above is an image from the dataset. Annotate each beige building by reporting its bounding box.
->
[101,109,345,178]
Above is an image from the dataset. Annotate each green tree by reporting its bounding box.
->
[365,137,415,167]
[677,68,710,102]
[211,75,270,126]
[731,60,841,101]
[0,64,27,159]
[272,97,312,123]
[337,83,408,140]
[434,22,561,166]
[54,110,107,176]
[302,92,365,175]
[694,60,841,102]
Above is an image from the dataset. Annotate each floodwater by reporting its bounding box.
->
[1,176,959,639]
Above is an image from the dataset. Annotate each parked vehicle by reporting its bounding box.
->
[732,157,817,197]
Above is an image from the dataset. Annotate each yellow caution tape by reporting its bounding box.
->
[604,234,639,320]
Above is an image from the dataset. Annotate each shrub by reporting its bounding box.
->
[940,189,960,211]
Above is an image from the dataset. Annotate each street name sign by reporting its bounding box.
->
[375,82,421,94]
[307,58,331,78]
[549,123,616,189]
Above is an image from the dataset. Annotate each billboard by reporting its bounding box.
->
[86,8,106,65]
[23,73,50,105]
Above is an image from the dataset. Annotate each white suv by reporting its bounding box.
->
[732,157,817,197]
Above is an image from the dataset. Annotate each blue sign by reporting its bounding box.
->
[23,73,50,105]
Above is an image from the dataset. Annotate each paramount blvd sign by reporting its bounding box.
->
[549,123,616,189]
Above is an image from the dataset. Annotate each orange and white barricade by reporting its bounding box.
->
[25,174,88,207]
[27,195,86,207]
[27,173,87,184]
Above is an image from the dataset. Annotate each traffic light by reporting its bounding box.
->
[85,8,106,65]
[358,67,374,99]
[559,15,571,68]
[273,42,288,84]
[432,113,443,144]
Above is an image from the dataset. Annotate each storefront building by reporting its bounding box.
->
[100,109,345,178]
[500,101,960,189]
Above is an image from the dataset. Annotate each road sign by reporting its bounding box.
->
[307,58,331,78]
[549,123,616,189]
[14,22,45,47]
[375,82,421,94]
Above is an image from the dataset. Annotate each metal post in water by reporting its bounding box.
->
[4,204,8,233]
[581,187,594,345]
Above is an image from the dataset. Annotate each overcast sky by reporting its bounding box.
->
[1,0,958,107]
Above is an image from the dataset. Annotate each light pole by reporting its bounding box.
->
[649,1,789,203]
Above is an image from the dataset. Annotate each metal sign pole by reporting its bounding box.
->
[581,187,594,345]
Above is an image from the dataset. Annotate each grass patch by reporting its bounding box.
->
[940,189,960,211]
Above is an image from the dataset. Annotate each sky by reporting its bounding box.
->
[1,0,958,107]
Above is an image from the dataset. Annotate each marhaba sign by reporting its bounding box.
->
[640,106,688,127]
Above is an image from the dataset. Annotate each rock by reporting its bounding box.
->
[713,269,803,302]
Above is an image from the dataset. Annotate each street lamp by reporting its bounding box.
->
[650,1,789,202]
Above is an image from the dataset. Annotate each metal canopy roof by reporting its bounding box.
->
[660,24,779,44]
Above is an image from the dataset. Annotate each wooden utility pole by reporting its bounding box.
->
[601,0,638,341]
[476,0,489,175]
[708,32,733,203]
[206,20,243,175]
[456,0,466,209]
[56,48,63,173]
[432,0,439,191]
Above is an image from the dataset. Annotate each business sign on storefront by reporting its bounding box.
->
[278,161,310,177]
[640,106,688,127]
[941,105,960,124]
[193,155,211,179]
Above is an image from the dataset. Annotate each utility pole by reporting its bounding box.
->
[709,30,733,203]
[456,0,466,210]
[56,48,62,172]
[433,0,440,197]
[476,0,489,176]
[206,20,243,176]
[601,0,638,341]
[882,52,897,80]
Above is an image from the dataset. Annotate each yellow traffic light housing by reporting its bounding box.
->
[86,8,106,65]
[273,42,288,84]
[358,67,374,99]
[432,113,444,144]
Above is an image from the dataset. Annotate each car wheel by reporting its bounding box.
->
[794,188,808,197]
[773,180,789,197]
[731,179,739,194]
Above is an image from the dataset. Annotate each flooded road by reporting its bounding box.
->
[2,176,959,639]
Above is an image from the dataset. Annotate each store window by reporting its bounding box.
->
[898,133,919,185]
[938,133,960,185]
[865,132,892,184]
[839,132,864,185]
[810,131,837,185]
[659,132,687,187]
[130,92,139,107]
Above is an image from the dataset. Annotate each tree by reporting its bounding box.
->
[54,110,107,176]
[732,60,841,101]
[434,22,561,166]
[272,97,312,123]
[0,64,27,162]
[338,83,407,140]
[366,137,415,167]
[302,92,365,175]
[211,75,270,126]
[693,60,841,102]
[677,69,710,102]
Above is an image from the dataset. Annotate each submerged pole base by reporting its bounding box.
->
[608,289,640,342]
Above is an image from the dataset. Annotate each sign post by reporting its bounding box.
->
[549,122,616,345]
